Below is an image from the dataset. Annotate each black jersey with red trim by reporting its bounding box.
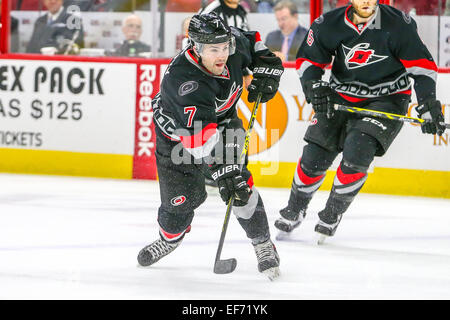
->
[152,27,281,160]
[296,4,437,110]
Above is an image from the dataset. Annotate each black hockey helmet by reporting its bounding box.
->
[188,13,236,55]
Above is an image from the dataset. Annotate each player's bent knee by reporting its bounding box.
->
[157,206,195,235]
[343,130,378,172]
[302,142,338,174]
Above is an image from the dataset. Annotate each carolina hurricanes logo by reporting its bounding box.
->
[170,195,186,206]
[215,82,243,115]
[342,43,388,69]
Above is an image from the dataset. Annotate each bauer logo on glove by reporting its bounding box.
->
[252,67,284,77]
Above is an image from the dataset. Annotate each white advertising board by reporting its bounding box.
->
[0,59,136,155]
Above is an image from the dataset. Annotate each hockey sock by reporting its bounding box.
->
[234,189,270,244]
[320,162,368,223]
[285,158,326,217]
[159,225,191,243]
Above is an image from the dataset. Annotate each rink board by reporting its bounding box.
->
[0,56,449,198]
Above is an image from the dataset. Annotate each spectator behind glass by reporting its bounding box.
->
[175,16,191,52]
[264,0,307,61]
[0,0,20,52]
[25,0,84,54]
[113,14,150,57]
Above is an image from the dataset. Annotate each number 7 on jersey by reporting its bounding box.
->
[184,106,197,127]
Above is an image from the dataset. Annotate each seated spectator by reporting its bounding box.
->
[264,0,307,62]
[26,0,84,54]
[113,14,150,57]
[175,16,191,52]
[0,0,20,52]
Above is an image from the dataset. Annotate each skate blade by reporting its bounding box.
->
[275,231,292,241]
[317,233,327,245]
[263,267,281,281]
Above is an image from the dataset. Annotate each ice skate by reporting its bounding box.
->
[253,239,280,281]
[275,207,306,240]
[314,211,343,245]
[137,237,182,267]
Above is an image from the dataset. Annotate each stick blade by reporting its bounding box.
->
[214,258,237,274]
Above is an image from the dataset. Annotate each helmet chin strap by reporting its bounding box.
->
[192,45,204,66]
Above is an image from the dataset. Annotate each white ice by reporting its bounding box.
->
[0,173,449,300]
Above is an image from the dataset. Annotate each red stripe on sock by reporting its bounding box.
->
[336,166,366,184]
[160,225,191,240]
[296,160,324,185]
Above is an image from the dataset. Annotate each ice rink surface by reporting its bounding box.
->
[0,173,449,300]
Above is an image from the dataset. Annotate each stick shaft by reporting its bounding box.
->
[334,104,450,129]
[214,93,262,266]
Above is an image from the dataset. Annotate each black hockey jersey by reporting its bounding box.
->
[152,28,280,160]
[296,4,437,109]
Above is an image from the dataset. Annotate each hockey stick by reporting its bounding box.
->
[334,104,450,129]
[213,92,262,274]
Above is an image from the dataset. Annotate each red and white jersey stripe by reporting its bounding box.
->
[179,123,220,159]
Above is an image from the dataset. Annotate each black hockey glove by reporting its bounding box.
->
[248,57,284,103]
[210,164,251,206]
[305,80,335,119]
[416,99,446,136]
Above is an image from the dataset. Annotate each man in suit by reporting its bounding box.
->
[264,1,308,62]
[26,0,84,54]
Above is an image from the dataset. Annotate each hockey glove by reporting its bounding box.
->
[210,164,251,206]
[416,99,446,136]
[305,80,335,119]
[248,57,284,103]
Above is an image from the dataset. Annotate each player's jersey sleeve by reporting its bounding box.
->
[295,20,333,89]
[392,16,437,104]
[168,77,220,160]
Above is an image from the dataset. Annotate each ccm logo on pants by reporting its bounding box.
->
[362,117,387,130]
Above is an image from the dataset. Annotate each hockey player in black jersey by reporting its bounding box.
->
[137,13,284,279]
[275,0,446,242]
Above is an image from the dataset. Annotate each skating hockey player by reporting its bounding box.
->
[275,0,446,243]
[137,13,284,279]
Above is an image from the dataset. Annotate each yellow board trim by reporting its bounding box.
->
[0,148,133,179]
[0,150,448,198]
[247,161,450,199]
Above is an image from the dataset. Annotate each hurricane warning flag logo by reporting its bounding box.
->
[342,43,388,69]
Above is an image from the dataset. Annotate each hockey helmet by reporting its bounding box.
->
[188,13,236,55]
